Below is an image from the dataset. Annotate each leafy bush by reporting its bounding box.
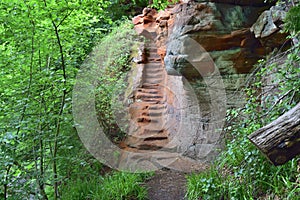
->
[93,20,140,142]
[0,1,111,198]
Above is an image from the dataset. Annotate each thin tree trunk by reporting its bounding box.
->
[42,1,69,199]
[3,165,12,200]
[36,52,48,200]
[51,16,68,200]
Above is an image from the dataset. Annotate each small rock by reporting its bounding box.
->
[132,15,143,25]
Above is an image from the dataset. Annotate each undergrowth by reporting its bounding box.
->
[60,171,152,200]
[186,4,300,199]
[187,47,300,200]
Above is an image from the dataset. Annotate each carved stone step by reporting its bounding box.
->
[132,129,169,138]
[136,115,162,123]
[148,109,165,116]
[137,88,160,94]
[138,139,169,150]
[144,74,164,79]
[148,104,167,110]
[145,44,157,49]
[126,139,169,150]
[147,57,162,61]
[147,57,161,62]
[144,78,164,83]
[141,99,163,104]
[144,76,164,81]
[147,47,158,51]
[144,63,161,68]
[140,111,164,118]
[144,68,164,73]
[142,83,160,89]
[136,93,163,99]
[135,89,162,96]
[139,97,164,102]
[148,113,164,117]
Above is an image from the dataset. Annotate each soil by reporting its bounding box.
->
[145,169,189,200]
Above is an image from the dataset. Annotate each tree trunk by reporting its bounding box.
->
[248,102,300,166]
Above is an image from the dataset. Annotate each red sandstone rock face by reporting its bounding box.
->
[164,2,289,76]
[167,3,258,75]
[131,1,285,75]
[123,9,175,151]
[132,6,176,61]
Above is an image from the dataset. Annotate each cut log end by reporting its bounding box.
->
[248,103,300,166]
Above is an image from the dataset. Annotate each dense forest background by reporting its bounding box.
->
[0,0,299,199]
[0,0,156,199]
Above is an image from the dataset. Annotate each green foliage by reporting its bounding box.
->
[150,0,179,10]
[0,0,148,199]
[187,30,300,200]
[285,4,300,34]
[61,171,152,200]
[60,177,103,200]
[93,21,139,142]
[0,0,92,197]
[106,0,148,20]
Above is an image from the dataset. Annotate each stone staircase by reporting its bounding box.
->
[117,6,209,172]
[124,42,171,151]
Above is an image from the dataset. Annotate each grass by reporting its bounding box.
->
[60,171,153,200]
[187,144,299,199]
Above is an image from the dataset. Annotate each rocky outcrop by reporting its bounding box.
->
[119,4,226,169]
[165,2,272,76]
[164,1,289,114]
[250,2,290,49]
[250,2,294,111]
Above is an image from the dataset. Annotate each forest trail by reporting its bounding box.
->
[117,6,206,199]
[145,169,188,200]
[118,38,191,200]
[116,27,207,199]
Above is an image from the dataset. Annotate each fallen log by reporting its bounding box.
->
[248,102,300,166]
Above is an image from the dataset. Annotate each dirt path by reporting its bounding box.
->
[145,169,188,200]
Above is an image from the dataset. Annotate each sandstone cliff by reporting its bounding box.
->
[119,0,288,171]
